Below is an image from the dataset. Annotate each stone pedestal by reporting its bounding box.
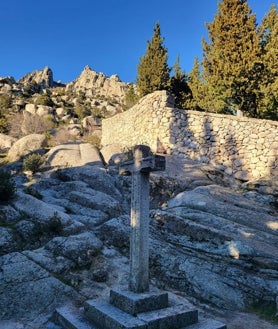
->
[109,289,168,315]
[55,289,226,329]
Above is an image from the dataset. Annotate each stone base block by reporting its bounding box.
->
[54,290,227,329]
[110,289,168,315]
[54,304,96,329]
[137,304,198,329]
[84,299,147,329]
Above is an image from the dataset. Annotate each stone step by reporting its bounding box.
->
[84,299,199,329]
[109,289,169,315]
[185,317,227,329]
[54,302,226,329]
[137,303,198,329]
[54,304,96,329]
[84,299,147,329]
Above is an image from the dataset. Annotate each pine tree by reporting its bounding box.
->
[202,0,261,116]
[170,55,192,108]
[136,22,171,97]
[258,4,278,119]
[124,84,139,110]
[186,57,206,111]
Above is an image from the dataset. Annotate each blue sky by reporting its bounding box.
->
[0,0,275,83]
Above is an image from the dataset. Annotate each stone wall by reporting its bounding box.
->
[101,90,278,180]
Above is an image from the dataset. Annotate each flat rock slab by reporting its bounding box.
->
[0,252,78,322]
[45,142,104,167]
[186,318,227,329]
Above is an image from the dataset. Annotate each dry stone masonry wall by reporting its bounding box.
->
[102,91,278,180]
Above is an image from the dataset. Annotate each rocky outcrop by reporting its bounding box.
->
[0,76,16,93]
[1,145,278,328]
[18,66,54,88]
[44,142,104,168]
[0,252,79,324]
[25,103,53,116]
[97,183,278,310]
[66,65,129,102]
[7,133,47,162]
[0,133,16,152]
[0,159,124,325]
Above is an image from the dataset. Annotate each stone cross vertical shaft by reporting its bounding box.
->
[120,145,165,293]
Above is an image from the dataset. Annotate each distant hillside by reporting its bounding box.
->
[0,66,135,142]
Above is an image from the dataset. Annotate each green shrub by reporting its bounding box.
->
[0,94,12,113]
[35,94,54,106]
[23,154,44,173]
[48,211,63,234]
[0,169,16,201]
[250,300,278,324]
[0,117,9,134]
[82,134,101,148]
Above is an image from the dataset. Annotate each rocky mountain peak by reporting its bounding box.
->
[18,66,54,88]
[66,65,129,101]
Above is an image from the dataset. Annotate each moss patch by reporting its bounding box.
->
[250,300,278,324]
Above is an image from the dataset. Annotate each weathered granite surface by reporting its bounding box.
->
[0,145,277,328]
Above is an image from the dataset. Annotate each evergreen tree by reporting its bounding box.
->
[124,84,139,110]
[186,57,206,111]
[202,0,261,116]
[136,22,171,97]
[258,4,278,119]
[170,55,192,108]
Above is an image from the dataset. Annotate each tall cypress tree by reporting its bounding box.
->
[136,22,171,97]
[202,0,261,116]
[186,57,207,111]
[170,55,192,108]
[258,4,278,119]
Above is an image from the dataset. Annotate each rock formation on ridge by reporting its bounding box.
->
[18,66,55,89]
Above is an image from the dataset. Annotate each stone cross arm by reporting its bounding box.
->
[119,153,165,175]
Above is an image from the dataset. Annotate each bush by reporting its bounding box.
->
[0,169,16,201]
[48,128,72,146]
[82,134,101,148]
[0,117,9,134]
[35,94,54,107]
[23,153,44,173]
[48,211,63,234]
[0,94,12,114]
[9,112,55,138]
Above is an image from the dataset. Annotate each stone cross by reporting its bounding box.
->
[120,145,165,293]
